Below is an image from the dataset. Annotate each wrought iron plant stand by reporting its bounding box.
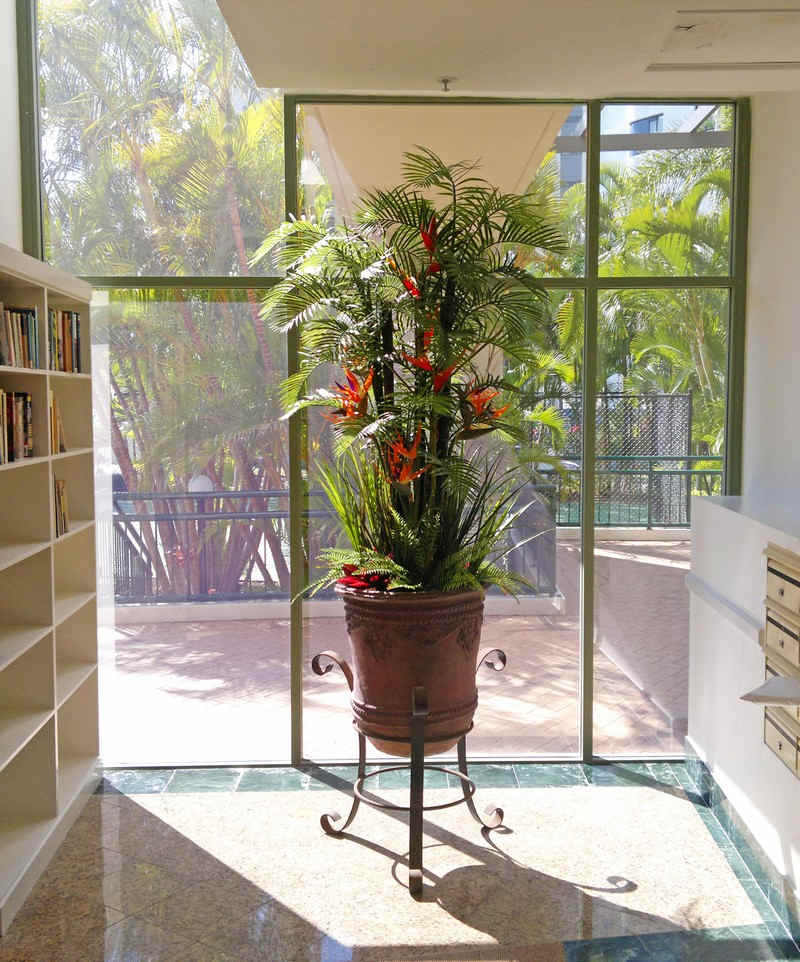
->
[311,647,508,897]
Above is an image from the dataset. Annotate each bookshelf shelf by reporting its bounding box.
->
[0,540,51,573]
[0,243,97,934]
[0,625,52,672]
[54,519,95,544]
[54,591,96,627]
[0,365,46,377]
[57,756,98,810]
[0,455,50,473]
[50,447,92,462]
[55,662,96,708]
[0,710,54,774]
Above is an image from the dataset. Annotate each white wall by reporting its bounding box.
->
[0,0,22,250]
[742,93,800,507]
[688,497,800,896]
[687,96,800,902]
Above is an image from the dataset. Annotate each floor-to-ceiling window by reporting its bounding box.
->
[30,0,748,764]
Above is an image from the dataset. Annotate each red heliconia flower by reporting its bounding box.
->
[465,387,500,417]
[403,353,458,393]
[423,327,434,351]
[432,362,458,393]
[387,425,428,485]
[404,352,434,374]
[420,215,438,254]
[323,368,374,424]
[388,255,422,299]
[427,261,442,275]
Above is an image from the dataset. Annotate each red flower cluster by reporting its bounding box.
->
[465,386,509,420]
[337,564,392,591]
[387,425,428,484]
[421,215,442,275]
[323,368,373,424]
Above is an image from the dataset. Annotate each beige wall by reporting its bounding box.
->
[0,0,22,250]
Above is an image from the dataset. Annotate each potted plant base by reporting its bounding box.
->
[338,585,485,756]
[312,640,508,897]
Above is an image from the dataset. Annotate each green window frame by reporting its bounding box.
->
[17,0,750,763]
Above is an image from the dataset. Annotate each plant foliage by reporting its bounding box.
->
[257,148,568,595]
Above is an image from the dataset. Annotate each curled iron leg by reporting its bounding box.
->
[311,650,354,691]
[408,686,428,897]
[320,730,366,835]
[476,648,507,674]
[457,735,504,829]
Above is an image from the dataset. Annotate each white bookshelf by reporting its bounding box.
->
[0,243,98,934]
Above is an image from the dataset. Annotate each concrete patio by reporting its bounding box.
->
[99,538,691,765]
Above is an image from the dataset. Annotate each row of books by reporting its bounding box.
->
[49,390,67,454]
[1,390,33,464]
[0,303,41,369]
[49,309,81,374]
[54,478,70,536]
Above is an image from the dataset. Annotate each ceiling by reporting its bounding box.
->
[218,0,800,96]
[305,104,568,220]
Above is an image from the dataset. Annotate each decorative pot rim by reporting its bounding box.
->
[334,585,485,604]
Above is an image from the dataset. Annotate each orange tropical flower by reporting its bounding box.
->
[490,403,509,419]
[387,256,421,299]
[403,352,458,393]
[465,387,499,417]
[323,368,374,423]
[387,426,428,484]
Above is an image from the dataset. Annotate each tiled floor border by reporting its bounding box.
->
[685,747,800,947]
[94,761,800,960]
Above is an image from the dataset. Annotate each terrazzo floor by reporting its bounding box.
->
[1,763,799,961]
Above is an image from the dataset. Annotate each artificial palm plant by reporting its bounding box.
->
[256,148,567,596]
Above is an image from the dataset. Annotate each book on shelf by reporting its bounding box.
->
[0,388,33,463]
[48,308,81,373]
[49,390,67,454]
[54,477,70,536]
[0,301,41,369]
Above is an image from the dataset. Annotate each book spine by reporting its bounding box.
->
[5,392,12,461]
[25,393,33,457]
[0,300,7,365]
[13,394,23,461]
[75,313,81,373]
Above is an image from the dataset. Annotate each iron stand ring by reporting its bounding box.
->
[354,764,476,812]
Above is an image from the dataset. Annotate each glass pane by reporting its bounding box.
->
[38,0,284,276]
[93,289,290,764]
[296,97,586,760]
[593,288,728,755]
[298,102,586,278]
[599,104,733,277]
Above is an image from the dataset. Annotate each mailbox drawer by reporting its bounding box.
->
[765,614,800,667]
[765,711,799,774]
[766,562,800,614]
[765,662,800,723]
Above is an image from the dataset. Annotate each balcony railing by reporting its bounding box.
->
[109,455,722,604]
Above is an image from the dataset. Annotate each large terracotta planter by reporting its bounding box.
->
[336,585,485,756]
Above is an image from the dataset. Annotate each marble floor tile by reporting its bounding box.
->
[4,775,798,962]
